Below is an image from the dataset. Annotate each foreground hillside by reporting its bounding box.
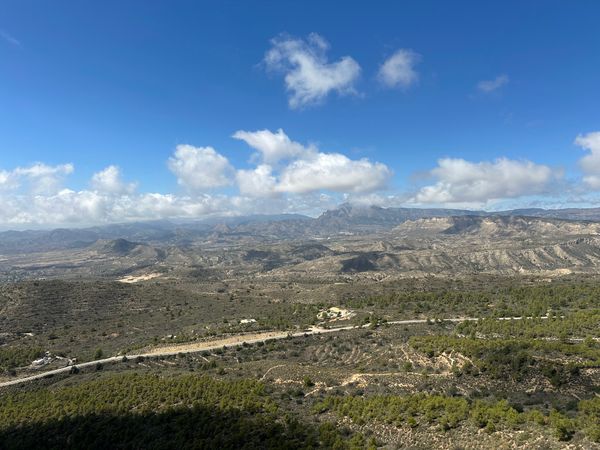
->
[1,275,599,449]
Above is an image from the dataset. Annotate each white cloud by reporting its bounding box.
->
[413,157,559,204]
[0,189,106,226]
[0,190,235,227]
[167,145,233,190]
[236,165,278,197]
[575,131,600,189]
[0,163,74,194]
[111,193,229,221]
[264,33,361,109]
[477,74,509,93]
[232,128,312,164]
[0,185,345,228]
[13,163,74,178]
[0,171,11,188]
[277,152,392,194]
[377,49,420,89]
[91,165,136,194]
[582,176,600,190]
[0,129,396,227]
[233,128,392,195]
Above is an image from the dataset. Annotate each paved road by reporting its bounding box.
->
[0,315,548,388]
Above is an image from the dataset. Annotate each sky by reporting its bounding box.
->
[1,0,600,229]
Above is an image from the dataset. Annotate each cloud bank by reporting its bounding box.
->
[3,129,600,228]
[0,129,391,228]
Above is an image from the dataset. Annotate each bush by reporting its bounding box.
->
[549,411,575,441]
[303,376,315,387]
[0,346,44,373]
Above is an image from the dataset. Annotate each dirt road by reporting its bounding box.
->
[0,315,547,388]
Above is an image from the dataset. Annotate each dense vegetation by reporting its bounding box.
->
[2,277,599,365]
[0,373,372,449]
[0,346,43,374]
[409,335,600,383]
[343,281,600,318]
[456,310,600,339]
[315,394,600,442]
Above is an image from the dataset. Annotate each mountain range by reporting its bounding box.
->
[4,204,600,255]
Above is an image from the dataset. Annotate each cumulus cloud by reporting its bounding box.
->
[233,128,392,195]
[0,163,74,194]
[477,74,509,93]
[232,128,312,164]
[0,129,395,228]
[277,152,392,194]
[413,157,559,204]
[91,165,136,194]
[0,121,401,227]
[167,145,233,190]
[236,165,278,198]
[377,49,420,89]
[264,33,361,109]
[575,131,600,189]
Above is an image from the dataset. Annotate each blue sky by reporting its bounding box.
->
[1,1,600,228]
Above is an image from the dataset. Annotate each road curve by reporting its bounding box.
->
[0,315,545,388]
